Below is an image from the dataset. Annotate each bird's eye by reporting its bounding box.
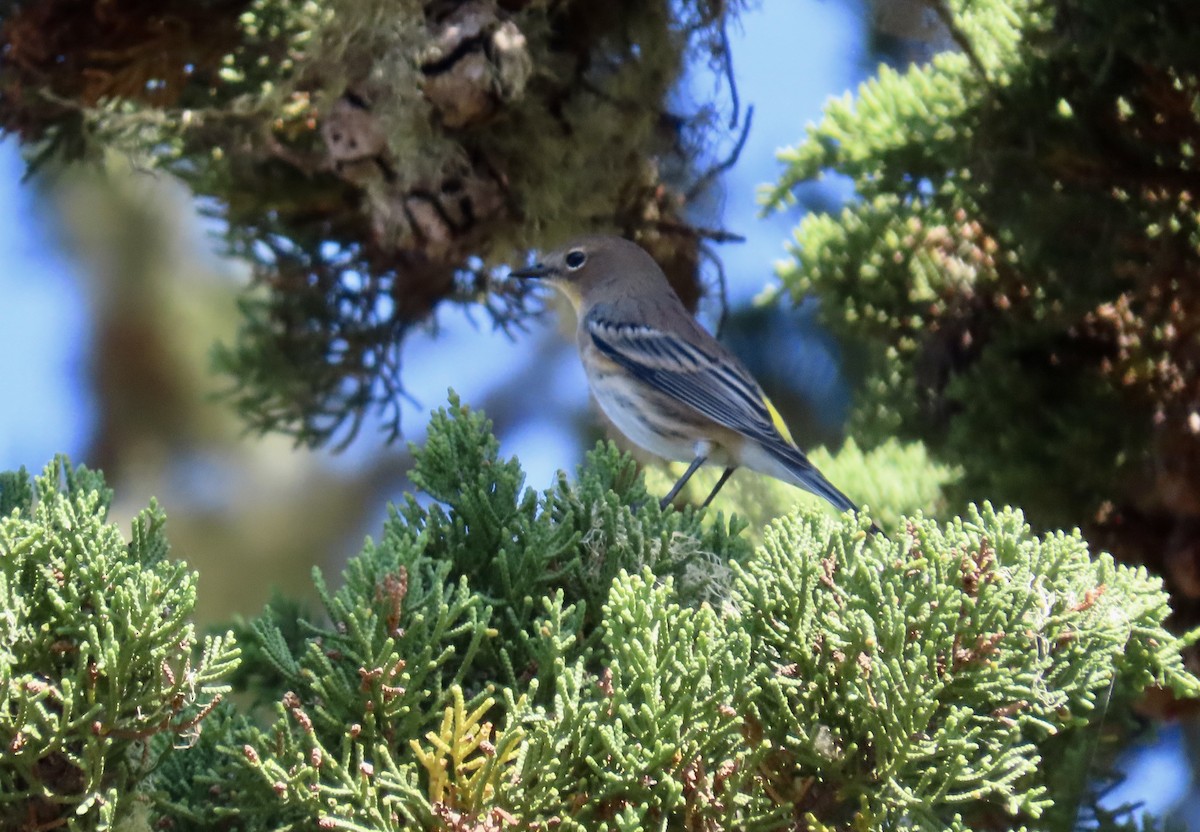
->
[565,250,587,270]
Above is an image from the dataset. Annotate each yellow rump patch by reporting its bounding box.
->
[764,396,795,445]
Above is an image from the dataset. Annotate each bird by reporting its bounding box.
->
[509,234,876,530]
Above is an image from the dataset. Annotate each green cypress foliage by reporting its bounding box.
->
[5,402,1199,830]
[766,0,1200,545]
[0,458,240,830]
[735,506,1196,828]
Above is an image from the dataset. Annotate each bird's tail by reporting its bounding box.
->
[759,437,859,514]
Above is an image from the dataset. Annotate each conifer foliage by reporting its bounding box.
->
[4,398,1198,830]
[767,0,1200,594]
[0,460,240,830]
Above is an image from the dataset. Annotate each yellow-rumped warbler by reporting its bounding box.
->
[511,235,876,529]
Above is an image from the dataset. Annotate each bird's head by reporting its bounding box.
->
[508,235,667,310]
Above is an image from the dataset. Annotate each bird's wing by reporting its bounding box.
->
[584,310,784,444]
[586,308,865,517]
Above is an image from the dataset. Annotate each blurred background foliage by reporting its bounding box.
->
[2,0,1200,824]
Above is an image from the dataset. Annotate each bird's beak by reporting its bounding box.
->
[508,262,551,280]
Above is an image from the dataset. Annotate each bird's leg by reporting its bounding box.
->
[700,467,736,509]
[659,455,707,510]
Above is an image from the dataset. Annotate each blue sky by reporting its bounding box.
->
[0,155,92,470]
